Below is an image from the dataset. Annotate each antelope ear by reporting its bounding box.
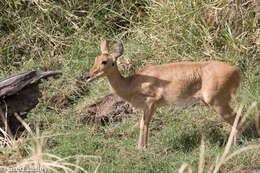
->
[112,43,124,64]
[100,38,109,54]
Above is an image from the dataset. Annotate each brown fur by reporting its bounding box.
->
[86,39,241,150]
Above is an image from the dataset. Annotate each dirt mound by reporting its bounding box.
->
[48,80,89,110]
[79,94,133,125]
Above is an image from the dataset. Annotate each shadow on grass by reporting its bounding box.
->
[163,130,201,153]
[206,125,228,147]
[178,131,201,152]
[239,122,260,141]
[205,121,259,147]
[165,121,259,154]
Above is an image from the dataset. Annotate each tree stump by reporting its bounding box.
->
[0,70,62,136]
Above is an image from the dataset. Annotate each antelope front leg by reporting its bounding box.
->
[138,108,153,150]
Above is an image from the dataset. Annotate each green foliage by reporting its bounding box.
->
[0,0,146,74]
[0,0,259,172]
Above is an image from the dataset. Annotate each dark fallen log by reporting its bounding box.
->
[0,71,61,98]
[0,71,62,135]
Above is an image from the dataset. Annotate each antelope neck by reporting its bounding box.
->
[106,65,132,99]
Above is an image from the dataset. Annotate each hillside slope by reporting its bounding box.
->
[0,0,259,172]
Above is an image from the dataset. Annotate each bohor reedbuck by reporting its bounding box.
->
[86,39,241,150]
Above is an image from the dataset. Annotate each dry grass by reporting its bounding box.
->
[179,103,260,173]
[0,113,101,173]
[0,0,259,172]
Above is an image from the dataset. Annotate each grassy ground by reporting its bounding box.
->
[0,0,259,172]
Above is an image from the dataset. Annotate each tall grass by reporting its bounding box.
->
[179,103,260,173]
[126,0,259,105]
[0,0,259,172]
[0,113,101,173]
[0,0,146,75]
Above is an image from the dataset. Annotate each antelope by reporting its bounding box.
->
[85,39,241,150]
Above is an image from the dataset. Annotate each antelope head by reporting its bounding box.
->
[85,39,124,83]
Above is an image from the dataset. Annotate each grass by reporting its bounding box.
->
[0,0,260,172]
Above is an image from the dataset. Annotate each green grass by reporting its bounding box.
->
[0,0,260,172]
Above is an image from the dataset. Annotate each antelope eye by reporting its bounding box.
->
[101,60,107,65]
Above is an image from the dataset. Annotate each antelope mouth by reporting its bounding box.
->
[85,74,95,83]
[85,72,103,83]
